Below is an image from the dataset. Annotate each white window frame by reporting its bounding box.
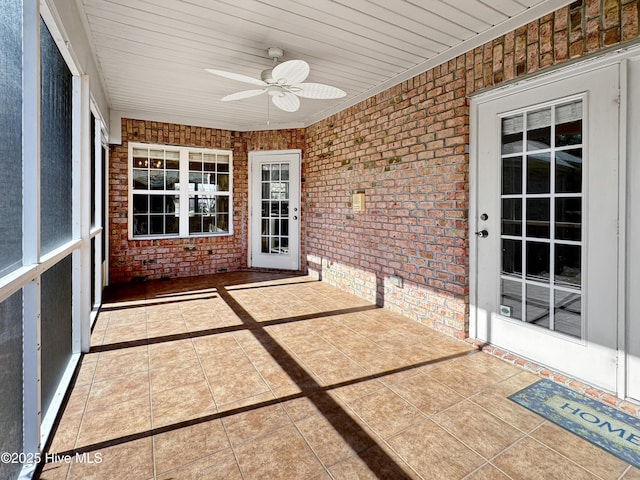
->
[128,142,234,239]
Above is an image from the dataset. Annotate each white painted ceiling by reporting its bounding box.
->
[76,0,571,131]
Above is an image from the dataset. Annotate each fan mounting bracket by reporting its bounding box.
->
[267,47,284,61]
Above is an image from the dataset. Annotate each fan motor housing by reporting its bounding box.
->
[261,69,275,83]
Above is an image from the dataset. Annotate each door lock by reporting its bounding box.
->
[475,229,489,238]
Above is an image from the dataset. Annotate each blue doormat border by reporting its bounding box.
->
[509,379,640,468]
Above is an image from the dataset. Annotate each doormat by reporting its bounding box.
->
[509,379,640,468]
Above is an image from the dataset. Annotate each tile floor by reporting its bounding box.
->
[38,272,640,480]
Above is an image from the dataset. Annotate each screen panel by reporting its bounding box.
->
[0,290,24,480]
[41,256,73,417]
[40,18,73,254]
[0,0,24,277]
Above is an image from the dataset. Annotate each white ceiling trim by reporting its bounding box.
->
[101,0,576,139]
[304,0,575,128]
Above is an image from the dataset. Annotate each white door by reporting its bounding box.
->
[249,150,301,270]
[627,57,640,402]
[472,64,620,392]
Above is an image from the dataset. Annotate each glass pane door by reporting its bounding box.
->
[250,151,300,270]
[499,99,583,338]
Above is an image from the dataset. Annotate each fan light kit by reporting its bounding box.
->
[206,47,346,112]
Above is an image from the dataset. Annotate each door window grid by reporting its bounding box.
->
[129,144,233,238]
[260,163,290,255]
[500,98,584,339]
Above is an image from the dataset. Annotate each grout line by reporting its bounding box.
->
[144,288,158,480]
[617,465,632,480]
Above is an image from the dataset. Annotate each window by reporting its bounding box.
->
[500,98,583,338]
[129,143,233,238]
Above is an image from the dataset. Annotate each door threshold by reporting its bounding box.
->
[465,338,640,417]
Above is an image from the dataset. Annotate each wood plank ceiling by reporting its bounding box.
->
[76,0,572,131]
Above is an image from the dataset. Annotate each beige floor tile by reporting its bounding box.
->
[296,406,377,467]
[207,366,271,406]
[85,371,149,412]
[151,381,217,428]
[105,311,146,327]
[347,386,425,439]
[145,303,183,322]
[530,422,630,479]
[44,273,635,480]
[199,349,254,377]
[251,359,302,392]
[344,346,410,374]
[622,467,640,479]
[464,464,511,479]
[67,438,153,480]
[432,400,525,459]
[330,378,386,404]
[387,419,485,480]
[101,323,147,345]
[146,318,188,338]
[62,382,92,416]
[223,403,292,447]
[48,383,90,451]
[150,362,207,395]
[156,448,242,480]
[153,419,230,475]
[76,396,151,447]
[148,339,200,372]
[234,424,324,479]
[469,375,545,433]
[89,328,106,345]
[38,462,70,480]
[388,371,465,416]
[184,312,242,331]
[423,352,519,397]
[328,444,419,480]
[280,393,344,422]
[92,347,148,382]
[74,359,97,386]
[492,436,599,480]
[216,391,276,414]
[281,333,333,354]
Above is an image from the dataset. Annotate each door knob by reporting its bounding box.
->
[293,216,298,220]
[475,229,489,238]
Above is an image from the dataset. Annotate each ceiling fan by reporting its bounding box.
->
[205,47,346,112]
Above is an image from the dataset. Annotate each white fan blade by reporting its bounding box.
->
[272,92,300,112]
[221,89,267,101]
[293,83,346,99]
[205,69,266,86]
[272,60,309,85]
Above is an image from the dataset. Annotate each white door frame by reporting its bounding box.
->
[626,55,640,403]
[248,149,301,270]
[470,46,640,398]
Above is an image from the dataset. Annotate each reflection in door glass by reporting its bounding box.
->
[261,163,290,255]
[499,99,583,339]
[500,279,522,319]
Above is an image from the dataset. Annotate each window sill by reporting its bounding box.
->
[128,232,233,241]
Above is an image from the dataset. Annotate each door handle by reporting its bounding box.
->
[293,216,298,220]
[475,229,489,238]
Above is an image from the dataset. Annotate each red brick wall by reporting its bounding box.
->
[108,120,305,283]
[108,1,638,337]
[304,0,639,338]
